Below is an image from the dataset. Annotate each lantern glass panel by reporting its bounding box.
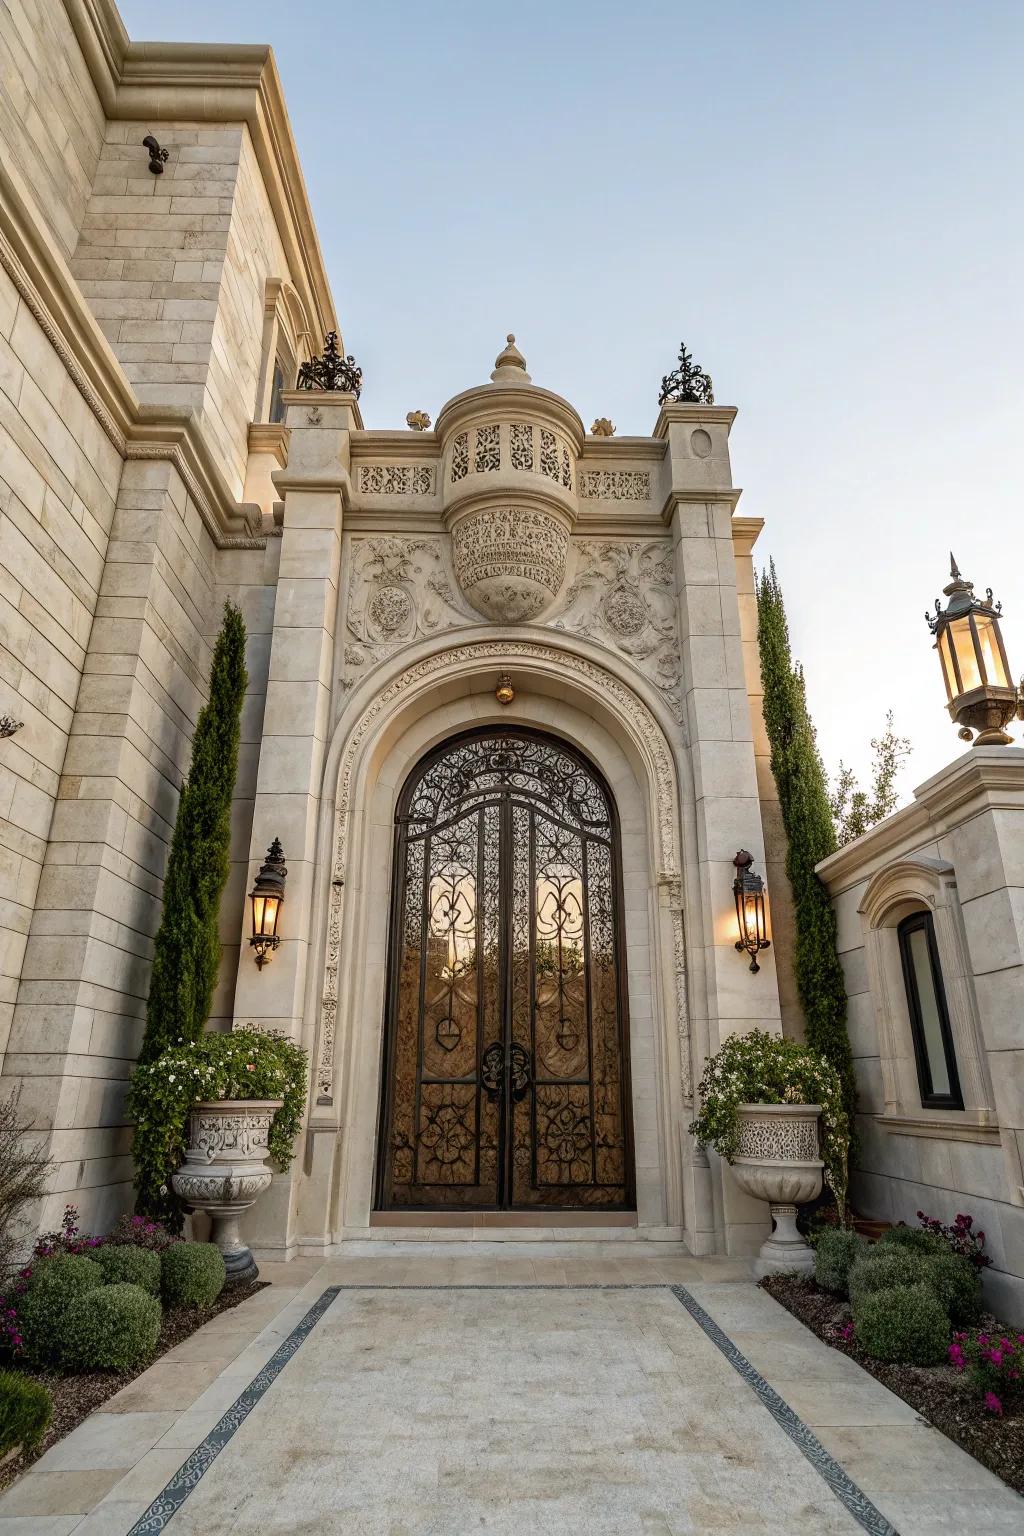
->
[252,892,266,937]
[974,611,1010,689]
[950,617,982,693]
[938,630,957,700]
[261,894,280,938]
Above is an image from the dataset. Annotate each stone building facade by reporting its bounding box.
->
[818,750,1024,1322]
[2,0,794,1262]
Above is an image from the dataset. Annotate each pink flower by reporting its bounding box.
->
[989,1350,1004,1366]
[983,1391,1003,1416]
[246,1064,255,1072]
[839,1322,854,1341]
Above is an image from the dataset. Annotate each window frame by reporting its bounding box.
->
[896,909,964,1111]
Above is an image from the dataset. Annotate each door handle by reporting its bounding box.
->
[480,1041,532,1102]
[481,1041,503,1100]
[509,1042,531,1102]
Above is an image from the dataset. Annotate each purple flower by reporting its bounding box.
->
[983,1391,1003,1416]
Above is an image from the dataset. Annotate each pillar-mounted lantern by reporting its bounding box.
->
[249,839,287,969]
[926,554,1023,746]
[733,850,770,973]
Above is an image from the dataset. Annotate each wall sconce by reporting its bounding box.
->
[0,716,24,739]
[495,672,515,705]
[249,839,287,969]
[926,553,1023,745]
[733,850,770,973]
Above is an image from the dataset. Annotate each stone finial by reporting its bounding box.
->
[406,410,431,431]
[490,333,531,384]
[590,417,616,437]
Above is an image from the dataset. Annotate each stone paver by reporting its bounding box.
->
[0,1245,1019,1534]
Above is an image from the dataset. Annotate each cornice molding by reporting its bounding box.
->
[659,488,743,525]
[63,0,336,343]
[731,515,764,555]
[0,155,263,550]
[247,422,291,466]
[652,404,738,439]
[817,748,1024,892]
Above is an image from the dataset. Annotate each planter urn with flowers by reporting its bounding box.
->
[730,1102,824,1277]
[171,1098,282,1283]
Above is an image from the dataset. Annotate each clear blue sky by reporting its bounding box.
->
[122,0,1024,804]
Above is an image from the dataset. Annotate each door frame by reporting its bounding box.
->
[373,724,636,1213]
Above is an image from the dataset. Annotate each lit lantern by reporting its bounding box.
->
[249,839,287,969]
[927,555,1022,746]
[733,850,770,973]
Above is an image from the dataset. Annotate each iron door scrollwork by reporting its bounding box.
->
[376,727,634,1212]
[481,1042,504,1101]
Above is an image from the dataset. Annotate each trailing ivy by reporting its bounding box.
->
[756,561,857,1140]
[128,1029,308,1229]
[138,601,248,1066]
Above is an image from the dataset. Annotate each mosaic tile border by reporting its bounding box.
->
[669,1285,898,1536]
[126,1285,343,1535]
[125,1283,898,1536]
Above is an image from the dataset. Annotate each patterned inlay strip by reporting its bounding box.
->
[125,1283,899,1535]
[126,1286,342,1535]
[670,1285,898,1536]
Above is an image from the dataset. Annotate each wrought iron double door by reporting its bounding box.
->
[376,729,633,1211]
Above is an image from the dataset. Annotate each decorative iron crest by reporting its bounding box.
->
[658,343,714,406]
[297,331,363,397]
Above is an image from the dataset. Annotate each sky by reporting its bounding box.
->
[122,0,1024,807]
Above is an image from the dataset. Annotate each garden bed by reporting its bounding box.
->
[0,1279,268,1494]
[761,1273,1024,1494]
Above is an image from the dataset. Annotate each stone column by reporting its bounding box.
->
[657,403,783,1255]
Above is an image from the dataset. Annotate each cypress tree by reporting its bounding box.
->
[756,561,857,1140]
[138,600,248,1064]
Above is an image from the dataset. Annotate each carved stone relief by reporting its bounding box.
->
[451,507,570,622]
[343,537,473,688]
[358,464,435,495]
[550,540,682,721]
[578,468,650,501]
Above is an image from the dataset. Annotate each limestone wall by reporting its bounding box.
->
[0,259,122,1064]
[0,0,105,262]
[818,750,1024,1324]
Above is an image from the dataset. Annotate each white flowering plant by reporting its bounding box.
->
[688,1029,850,1213]
[128,1027,308,1228]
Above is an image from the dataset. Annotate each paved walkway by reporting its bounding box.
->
[0,1244,1020,1535]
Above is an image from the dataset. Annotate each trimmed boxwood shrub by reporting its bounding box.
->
[161,1242,225,1308]
[854,1282,950,1364]
[16,1255,104,1368]
[813,1228,865,1297]
[879,1224,947,1259]
[922,1250,982,1327]
[62,1283,161,1372]
[848,1246,922,1305]
[95,1244,161,1296]
[0,1370,51,1455]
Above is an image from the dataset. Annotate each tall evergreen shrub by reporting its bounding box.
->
[139,602,247,1063]
[755,562,857,1137]
[132,602,247,1219]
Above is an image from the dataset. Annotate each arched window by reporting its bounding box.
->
[897,911,964,1110]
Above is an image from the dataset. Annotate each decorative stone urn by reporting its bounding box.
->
[729,1103,824,1278]
[171,1099,282,1283]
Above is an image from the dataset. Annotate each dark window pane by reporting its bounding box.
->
[268,358,287,423]
[897,912,963,1110]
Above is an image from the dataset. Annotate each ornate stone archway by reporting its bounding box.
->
[305,633,694,1237]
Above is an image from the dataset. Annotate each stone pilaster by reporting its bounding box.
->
[232,392,357,1046]
[656,404,783,1255]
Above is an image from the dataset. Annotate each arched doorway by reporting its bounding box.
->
[375,727,634,1211]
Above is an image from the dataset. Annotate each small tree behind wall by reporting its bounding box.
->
[755,562,857,1140]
